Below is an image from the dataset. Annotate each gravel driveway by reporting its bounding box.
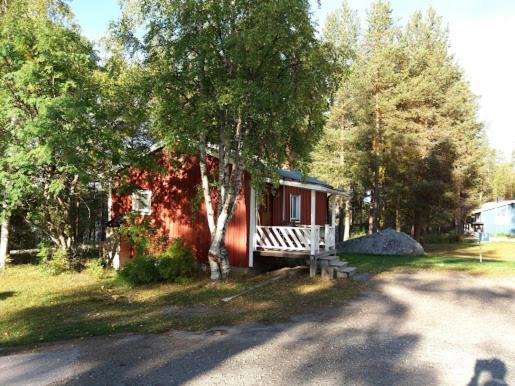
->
[1,271,514,385]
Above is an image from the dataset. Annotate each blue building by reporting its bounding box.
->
[470,200,515,236]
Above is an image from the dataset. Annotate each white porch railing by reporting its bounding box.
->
[323,225,336,251]
[255,224,335,255]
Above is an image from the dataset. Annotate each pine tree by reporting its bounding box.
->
[312,2,487,240]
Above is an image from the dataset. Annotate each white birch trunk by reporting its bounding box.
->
[0,216,9,269]
[199,117,244,280]
[344,197,351,241]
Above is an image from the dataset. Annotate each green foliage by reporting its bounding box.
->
[39,247,73,275]
[118,255,160,285]
[487,152,515,201]
[130,0,331,172]
[312,1,487,238]
[157,239,196,282]
[36,243,53,262]
[84,258,109,278]
[0,0,148,259]
[119,214,155,257]
[118,238,196,286]
[422,232,461,244]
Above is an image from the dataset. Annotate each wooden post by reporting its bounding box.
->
[310,226,316,256]
[248,187,256,268]
[0,215,9,269]
[320,259,333,280]
[310,190,316,227]
[331,197,336,227]
[309,255,317,278]
[324,225,330,251]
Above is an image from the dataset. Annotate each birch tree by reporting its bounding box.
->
[0,0,140,263]
[123,0,331,280]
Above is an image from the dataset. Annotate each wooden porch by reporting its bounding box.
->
[247,177,355,278]
[254,224,336,256]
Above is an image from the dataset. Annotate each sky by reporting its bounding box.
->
[70,0,515,160]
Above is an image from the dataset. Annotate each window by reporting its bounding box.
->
[290,194,301,222]
[132,190,152,215]
[495,205,508,225]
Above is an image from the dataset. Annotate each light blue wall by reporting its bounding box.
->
[480,203,515,235]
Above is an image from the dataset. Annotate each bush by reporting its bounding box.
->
[39,248,72,275]
[157,239,196,282]
[119,255,160,285]
[84,258,108,278]
[119,215,155,257]
[423,232,461,244]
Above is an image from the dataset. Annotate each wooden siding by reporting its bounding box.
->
[258,183,328,226]
[112,152,249,268]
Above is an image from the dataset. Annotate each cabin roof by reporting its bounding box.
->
[471,200,515,214]
[279,170,332,189]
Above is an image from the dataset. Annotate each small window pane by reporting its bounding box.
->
[290,194,301,222]
[132,190,151,214]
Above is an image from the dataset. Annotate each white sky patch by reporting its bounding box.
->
[450,14,515,159]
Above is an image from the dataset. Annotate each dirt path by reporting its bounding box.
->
[1,271,514,385]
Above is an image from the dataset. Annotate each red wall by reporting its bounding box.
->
[259,184,328,226]
[112,152,250,268]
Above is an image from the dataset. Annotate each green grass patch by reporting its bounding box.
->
[424,242,515,260]
[343,254,515,275]
[0,265,362,348]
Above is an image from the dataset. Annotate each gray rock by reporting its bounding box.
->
[338,228,425,256]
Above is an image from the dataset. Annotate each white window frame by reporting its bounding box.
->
[290,194,301,223]
[132,189,152,215]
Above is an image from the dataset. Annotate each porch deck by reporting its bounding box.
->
[253,224,355,278]
[254,224,336,257]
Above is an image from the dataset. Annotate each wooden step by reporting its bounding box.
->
[317,255,339,262]
[316,249,338,258]
[328,260,348,268]
[340,266,357,277]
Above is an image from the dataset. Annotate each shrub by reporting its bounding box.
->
[40,248,72,275]
[157,238,196,282]
[119,255,160,285]
[422,232,461,244]
[120,215,155,257]
[84,258,108,278]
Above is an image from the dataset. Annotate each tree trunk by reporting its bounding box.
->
[413,215,420,241]
[344,197,351,241]
[369,186,379,234]
[370,91,382,234]
[199,117,244,280]
[0,215,9,269]
[395,206,401,232]
[368,200,374,235]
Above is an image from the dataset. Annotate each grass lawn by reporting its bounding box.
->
[343,241,515,276]
[425,241,515,260]
[0,265,364,348]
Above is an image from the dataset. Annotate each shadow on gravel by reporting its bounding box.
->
[395,274,515,306]
[0,291,15,301]
[286,280,434,385]
[468,358,508,386]
[54,279,437,385]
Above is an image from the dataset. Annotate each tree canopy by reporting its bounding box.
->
[119,0,332,279]
[0,0,141,260]
[311,0,488,240]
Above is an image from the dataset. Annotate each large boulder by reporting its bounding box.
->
[338,228,425,256]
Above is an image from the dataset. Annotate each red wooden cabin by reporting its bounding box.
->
[108,150,344,269]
